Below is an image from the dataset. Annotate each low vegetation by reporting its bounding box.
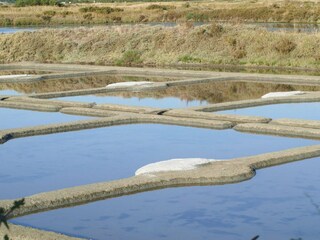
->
[3,1,320,26]
[0,199,25,240]
[1,23,320,68]
[15,0,58,7]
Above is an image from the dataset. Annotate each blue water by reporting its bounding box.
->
[0,27,35,34]
[0,108,89,130]
[57,95,208,108]
[0,90,20,96]
[13,152,320,240]
[2,22,320,34]
[218,102,320,120]
[0,124,317,200]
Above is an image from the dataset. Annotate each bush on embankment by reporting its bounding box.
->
[1,24,320,68]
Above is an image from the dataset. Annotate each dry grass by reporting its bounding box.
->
[2,23,320,68]
[3,0,320,26]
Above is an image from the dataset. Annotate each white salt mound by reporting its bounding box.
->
[261,91,305,99]
[106,81,154,89]
[0,74,31,79]
[135,158,219,176]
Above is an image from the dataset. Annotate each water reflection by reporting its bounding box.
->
[0,27,35,34]
[0,108,89,130]
[58,95,207,108]
[219,102,320,120]
[0,75,175,94]
[2,22,320,34]
[57,82,320,108]
[0,90,20,96]
[13,157,320,239]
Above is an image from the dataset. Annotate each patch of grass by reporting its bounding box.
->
[116,50,143,66]
[79,6,123,14]
[146,4,175,11]
[178,54,202,63]
[274,38,297,54]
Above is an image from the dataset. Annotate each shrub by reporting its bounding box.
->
[274,38,297,54]
[83,13,93,21]
[178,54,202,63]
[186,12,209,21]
[79,6,123,14]
[116,50,142,66]
[15,0,58,7]
[146,4,174,11]
[203,23,224,37]
[43,10,56,17]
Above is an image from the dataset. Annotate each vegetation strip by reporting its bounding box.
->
[5,23,320,68]
[3,1,320,26]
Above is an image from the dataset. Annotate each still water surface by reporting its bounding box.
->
[0,125,317,199]
[0,122,318,238]
[219,102,320,120]
[0,108,89,129]
[58,95,207,108]
[2,22,320,34]
[55,81,320,108]
[13,148,320,240]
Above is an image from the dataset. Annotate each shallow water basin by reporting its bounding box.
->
[13,151,320,240]
[0,90,20,96]
[56,82,320,109]
[0,124,317,200]
[0,75,177,94]
[0,108,89,130]
[219,102,320,120]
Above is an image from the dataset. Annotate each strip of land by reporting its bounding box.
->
[2,0,320,26]
[2,23,320,69]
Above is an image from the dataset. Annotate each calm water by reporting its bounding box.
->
[0,75,175,94]
[0,108,89,130]
[55,82,320,108]
[57,95,208,108]
[0,27,35,34]
[13,151,320,240]
[218,102,320,120]
[2,22,320,34]
[0,124,317,199]
[0,90,20,96]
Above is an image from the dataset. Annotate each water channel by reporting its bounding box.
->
[2,22,320,34]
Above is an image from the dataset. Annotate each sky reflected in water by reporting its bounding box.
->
[58,95,207,108]
[0,108,90,130]
[13,156,320,240]
[0,90,20,96]
[0,125,317,199]
[219,102,320,120]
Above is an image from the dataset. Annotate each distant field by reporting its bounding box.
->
[2,0,320,26]
[1,23,320,69]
